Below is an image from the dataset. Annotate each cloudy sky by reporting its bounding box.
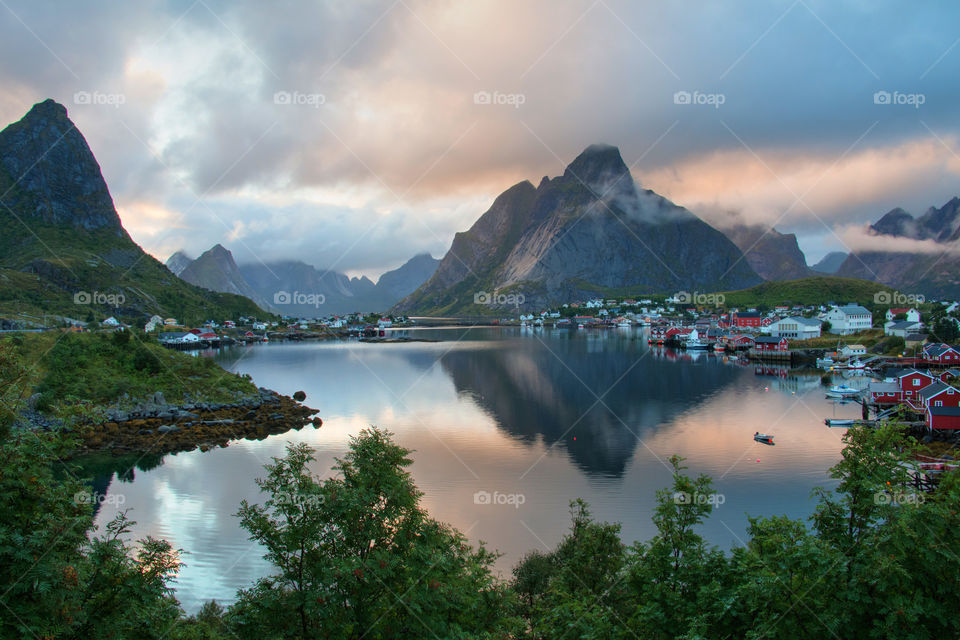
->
[2,0,959,277]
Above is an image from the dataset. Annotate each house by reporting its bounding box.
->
[754,336,789,351]
[102,316,120,327]
[920,382,960,409]
[377,318,393,328]
[939,369,960,383]
[727,334,756,349]
[252,322,267,330]
[868,382,903,405]
[923,343,960,366]
[884,320,923,337]
[840,344,867,358]
[730,311,763,328]
[823,304,872,335]
[926,406,960,430]
[767,316,822,339]
[886,308,921,323]
[223,320,236,329]
[896,369,938,400]
[164,318,178,326]
[144,315,164,332]
[905,333,928,349]
[158,332,199,345]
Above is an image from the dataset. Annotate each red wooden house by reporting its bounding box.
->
[896,370,937,401]
[921,382,960,409]
[923,343,960,366]
[926,406,960,430]
[727,334,755,349]
[731,312,763,328]
[753,336,788,352]
[868,382,903,405]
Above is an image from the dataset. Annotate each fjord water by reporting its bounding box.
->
[92,327,857,612]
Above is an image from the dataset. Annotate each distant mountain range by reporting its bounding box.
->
[168,248,439,316]
[810,251,848,274]
[836,197,960,298]
[395,144,762,314]
[0,99,263,324]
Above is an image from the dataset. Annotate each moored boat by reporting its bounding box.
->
[825,384,860,399]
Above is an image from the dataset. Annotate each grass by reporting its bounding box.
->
[717,276,897,308]
[3,331,257,423]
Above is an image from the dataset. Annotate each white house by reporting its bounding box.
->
[766,316,822,339]
[144,315,163,332]
[159,331,199,345]
[824,304,872,335]
[885,308,921,323]
[840,344,867,358]
[101,316,120,327]
[884,320,924,337]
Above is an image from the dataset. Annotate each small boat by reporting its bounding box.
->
[825,384,860,399]
[824,418,855,426]
[684,339,711,350]
[754,432,775,443]
[816,356,836,368]
[845,359,866,370]
[577,323,584,329]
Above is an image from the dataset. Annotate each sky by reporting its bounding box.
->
[2,0,959,278]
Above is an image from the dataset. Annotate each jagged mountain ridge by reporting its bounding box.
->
[721,224,812,281]
[165,250,193,276]
[395,144,762,313]
[177,245,272,312]
[835,197,960,298]
[0,99,264,322]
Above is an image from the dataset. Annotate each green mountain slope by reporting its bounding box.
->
[0,99,265,325]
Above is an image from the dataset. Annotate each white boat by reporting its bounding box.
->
[816,356,836,368]
[616,319,631,328]
[684,338,711,350]
[534,318,544,327]
[845,359,866,370]
[825,385,860,399]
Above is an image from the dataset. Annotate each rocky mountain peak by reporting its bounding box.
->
[0,98,126,235]
[563,143,631,190]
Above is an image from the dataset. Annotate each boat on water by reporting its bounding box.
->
[816,355,836,368]
[845,358,866,370]
[824,418,855,426]
[713,343,726,352]
[684,339,711,350]
[825,384,860,399]
[754,432,775,444]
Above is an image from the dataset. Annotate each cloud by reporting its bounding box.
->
[836,224,958,255]
[2,0,960,276]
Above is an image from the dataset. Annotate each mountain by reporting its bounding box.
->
[835,197,960,298]
[722,224,812,281]
[376,253,440,300]
[178,245,271,311]
[394,144,762,314]
[239,261,384,316]
[810,251,848,274]
[165,250,193,276]
[0,99,264,323]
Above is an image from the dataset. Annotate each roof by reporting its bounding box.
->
[926,344,959,357]
[844,344,866,350]
[920,381,951,400]
[905,333,929,342]
[898,368,934,379]
[869,382,901,394]
[835,304,870,316]
[755,336,786,343]
[735,311,762,318]
[928,406,960,417]
[888,320,922,330]
[772,315,820,326]
[159,332,188,339]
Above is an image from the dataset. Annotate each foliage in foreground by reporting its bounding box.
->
[0,424,958,639]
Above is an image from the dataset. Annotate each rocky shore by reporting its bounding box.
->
[72,387,322,456]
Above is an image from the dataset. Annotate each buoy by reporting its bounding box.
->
[756,459,760,462]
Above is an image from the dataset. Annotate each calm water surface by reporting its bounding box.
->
[91,327,863,612]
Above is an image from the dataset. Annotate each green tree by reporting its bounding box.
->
[231,428,514,639]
